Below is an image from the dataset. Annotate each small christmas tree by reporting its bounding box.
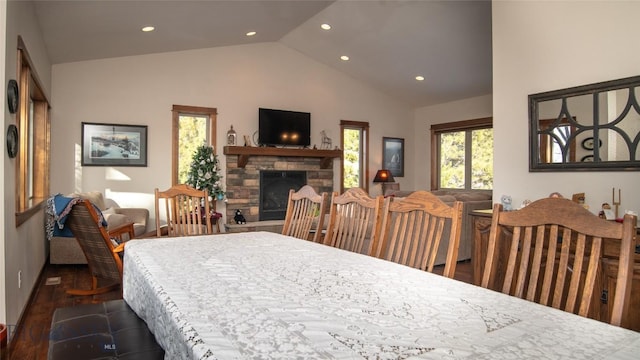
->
[186,145,225,200]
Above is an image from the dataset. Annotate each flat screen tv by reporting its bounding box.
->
[258,108,311,147]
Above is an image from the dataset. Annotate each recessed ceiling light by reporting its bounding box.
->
[246,31,257,37]
[321,23,331,30]
[340,55,350,61]
[415,75,425,81]
[141,26,155,32]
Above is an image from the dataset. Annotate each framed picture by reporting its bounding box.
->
[81,122,148,166]
[382,137,404,177]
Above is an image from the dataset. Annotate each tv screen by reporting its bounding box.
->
[258,108,311,147]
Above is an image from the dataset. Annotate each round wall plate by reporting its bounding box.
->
[6,124,18,158]
[581,137,602,150]
[7,80,19,114]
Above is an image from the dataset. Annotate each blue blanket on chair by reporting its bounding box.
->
[45,194,106,240]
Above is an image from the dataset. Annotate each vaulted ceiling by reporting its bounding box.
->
[32,0,492,107]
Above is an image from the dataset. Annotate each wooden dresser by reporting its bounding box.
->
[470,209,640,331]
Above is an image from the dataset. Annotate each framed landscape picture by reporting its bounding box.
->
[382,137,404,177]
[81,122,148,166]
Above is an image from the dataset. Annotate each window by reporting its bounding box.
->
[539,118,576,163]
[431,117,493,190]
[171,105,217,185]
[16,36,51,226]
[340,120,369,193]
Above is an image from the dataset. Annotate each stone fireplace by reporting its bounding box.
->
[224,147,339,224]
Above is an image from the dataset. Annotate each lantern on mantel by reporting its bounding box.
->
[227,125,237,146]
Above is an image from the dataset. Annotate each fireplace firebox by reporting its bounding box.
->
[259,171,307,220]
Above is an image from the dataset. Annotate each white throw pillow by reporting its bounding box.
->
[104,213,130,230]
[102,207,117,215]
[68,191,107,210]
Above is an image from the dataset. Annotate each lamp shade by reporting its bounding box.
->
[373,169,395,183]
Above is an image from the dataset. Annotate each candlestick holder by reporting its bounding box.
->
[612,188,621,219]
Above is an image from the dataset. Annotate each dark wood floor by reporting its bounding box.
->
[3,259,472,360]
[3,263,122,360]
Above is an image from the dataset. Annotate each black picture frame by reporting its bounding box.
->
[81,122,147,166]
[382,137,404,177]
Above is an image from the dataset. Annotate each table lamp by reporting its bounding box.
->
[373,169,395,194]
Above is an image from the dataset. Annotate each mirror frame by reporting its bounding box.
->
[529,75,640,171]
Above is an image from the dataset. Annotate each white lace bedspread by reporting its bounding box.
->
[123,232,640,360]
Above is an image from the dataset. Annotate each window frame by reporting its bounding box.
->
[430,117,492,190]
[539,117,577,163]
[340,120,369,193]
[15,36,51,226]
[171,105,217,186]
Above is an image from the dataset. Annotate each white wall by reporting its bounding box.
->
[3,0,52,335]
[413,94,493,189]
[492,1,640,214]
[50,42,414,224]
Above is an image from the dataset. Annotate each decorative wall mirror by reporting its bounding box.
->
[529,75,640,171]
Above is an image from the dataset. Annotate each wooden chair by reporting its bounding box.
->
[282,185,328,243]
[154,184,213,237]
[373,191,464,278]
[481,197,636,327]
[65,199,132,296]
[323,188,386,254]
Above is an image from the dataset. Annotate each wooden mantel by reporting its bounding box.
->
[223,146,342,169]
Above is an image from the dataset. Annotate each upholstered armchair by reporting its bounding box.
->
[48,191,149,264]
